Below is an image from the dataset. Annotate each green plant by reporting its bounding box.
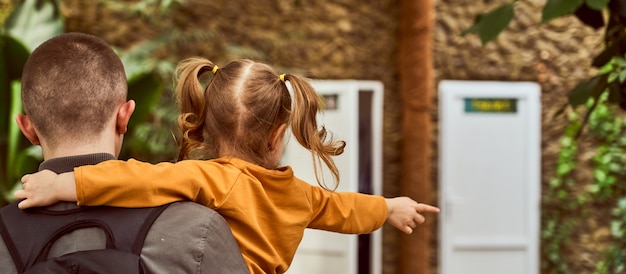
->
[464,0,626,132]
[543,91,626,273]
[542,111,583,274]
[587,96,626,274]
[117,45,169,162]
[0,0,168,206]
[0,0,62,206]
[596,197,626,273]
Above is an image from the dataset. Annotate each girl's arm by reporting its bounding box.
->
[17,159,234,209]
[306,185,388,234]
[305,182,439,235]
[16,170,76,209]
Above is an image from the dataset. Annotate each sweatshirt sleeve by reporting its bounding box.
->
[74,159,235,208]
[303,181,388,234]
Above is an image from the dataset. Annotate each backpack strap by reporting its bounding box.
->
[0,203,25,271]
[132,203,170,254]
[32,220,118,265]
[0,202,172,273]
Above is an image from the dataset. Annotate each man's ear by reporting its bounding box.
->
[116,100,136,134]
[269,123,288,151]
[15,114,40,145]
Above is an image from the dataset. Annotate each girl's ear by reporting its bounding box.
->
[269,123,288,150]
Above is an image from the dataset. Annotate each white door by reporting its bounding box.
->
[438,80,541,274]
[282,80,383,274]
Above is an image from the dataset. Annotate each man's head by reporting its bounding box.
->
[16,32,135,158]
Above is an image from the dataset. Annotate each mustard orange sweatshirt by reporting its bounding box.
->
[74,157,388,274]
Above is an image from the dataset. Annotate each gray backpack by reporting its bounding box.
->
[0,202,170,274]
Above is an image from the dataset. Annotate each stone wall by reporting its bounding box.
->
[60,0,605,272]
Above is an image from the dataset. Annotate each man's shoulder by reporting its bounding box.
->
[142,202,248,274]
[158,201,223,220]
[161,200,215,212]
[151,201,232,236]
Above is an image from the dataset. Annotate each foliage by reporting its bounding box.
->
[461,3,515,45]
[0,0,61,207]
[597,197,626,273]
[117,44,172,162]
[0,0,168,206]
[464,0,626,133]
[542,93,626,273]
[99,0,189,162]
[587,97,626,274]
[542,111,583,274]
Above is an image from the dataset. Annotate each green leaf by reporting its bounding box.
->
[599,58,616,74]
[620,70,626,83]
[4,0,64,52]
[542,0,584,22]
[0,35,30,133]
[619,198,626,210]
[462,14,482,36]
[592,44,618,68]
[474,3,515,45]
[0,39,28,182]
[595,169,607,182]
[568,74,609,107]
[557,162,573,175]
[2,181,23,203]
[611,220,624,237]
[117,41,165,131]
[7,81,23,174]
[586,0,610,10]
[608,80,622,103]
[1,35,30,81]
[117,40,161,81]
[561,135,573,146]
[127,72,164,131]
[616,57,626,68]
[549,178,561,187]
[609,72,619,83]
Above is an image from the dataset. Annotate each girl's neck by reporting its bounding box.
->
[218,152,274,169]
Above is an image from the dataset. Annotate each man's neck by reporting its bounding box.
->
[39,153,116,173]
[42,144,117,160]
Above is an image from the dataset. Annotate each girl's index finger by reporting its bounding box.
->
[417,203,440,213]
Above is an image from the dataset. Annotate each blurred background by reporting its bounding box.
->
[1,0,624,273]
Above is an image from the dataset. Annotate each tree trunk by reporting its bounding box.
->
[398,0,435,273]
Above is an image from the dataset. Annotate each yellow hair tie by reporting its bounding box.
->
[212,65,219,74]
[279,74,286,83]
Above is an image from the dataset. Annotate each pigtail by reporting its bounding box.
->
[175,57,217,160]
[286,74,346,190]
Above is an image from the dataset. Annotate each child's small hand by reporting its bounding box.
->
[385,197,440,234]
[15,170,77,209]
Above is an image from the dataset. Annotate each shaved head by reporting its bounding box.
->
[21,32,127,146]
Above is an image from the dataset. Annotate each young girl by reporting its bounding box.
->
[17,57,440,274]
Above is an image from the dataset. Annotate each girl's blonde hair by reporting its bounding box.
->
[175,57,345,190]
